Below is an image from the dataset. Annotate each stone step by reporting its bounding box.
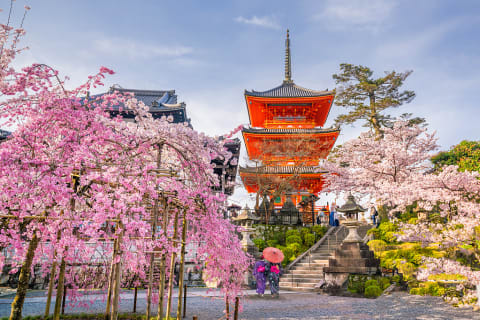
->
[279,281,317,288]
[293,263,325,269]
[279,286,315,292]
[282,273,323,279]
[280,277,323,283]
[288,269,323,275]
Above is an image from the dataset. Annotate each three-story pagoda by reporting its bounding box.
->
[239,30,340,216]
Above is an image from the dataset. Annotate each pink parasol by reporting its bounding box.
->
[262,247,284,263]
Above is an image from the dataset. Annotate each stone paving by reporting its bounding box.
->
[0,289,478,320]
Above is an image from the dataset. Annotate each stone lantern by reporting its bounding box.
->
[232,205,260,251]
[336,194,366,242]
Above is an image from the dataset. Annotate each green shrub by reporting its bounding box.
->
[281,246,294,262]
[286,235,302,246]
[304,233,315,247]
[391,275,400,283]
[266,239,279,247]
[287,242,302,255]
[365,279,379,288]
[367,239,387,252]
[300,227,311,239]
[384,231,398,243]
[379,277,391,290]
[424,282,446,296]
[364,285,382,298]
[252,238,266,251]
[312,225,327,237]
[286,229,301,238]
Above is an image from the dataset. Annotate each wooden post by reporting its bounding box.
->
[105,236,118,320]
[147,143,163,320]
[183,284,187,318]
[53,257,66,320]
[61,285,67,315]
[44,260,57,319]
[157,200,170,320]
[165,208,180,318]
[133,287,137,313]
[110,227,124,320]
[9,234,39,320]
[233,297,239,320]
[176,215,187,319]
[192,316,198,320]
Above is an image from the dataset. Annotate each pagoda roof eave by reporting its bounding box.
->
[242,127,340,135]
[244,81,335,98]
[239,166,328,175]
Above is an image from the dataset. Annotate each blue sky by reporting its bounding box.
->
[3,0,480,205]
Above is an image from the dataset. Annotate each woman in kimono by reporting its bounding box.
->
[266,261,283,296]
[253,255,267,295]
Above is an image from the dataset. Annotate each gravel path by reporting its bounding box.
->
[0,289,478,320]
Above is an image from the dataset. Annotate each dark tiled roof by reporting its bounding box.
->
[243,127,340,134]
[0,129,11,141]
[239,165,327,174]
[91,87,190,124]
[245,81,334,98]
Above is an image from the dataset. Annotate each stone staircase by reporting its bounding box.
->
[279,224,373,292]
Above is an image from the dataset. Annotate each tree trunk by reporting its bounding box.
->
[53,257,66,320]
[176,215,187,319]
[165,208,180,318]
[9,234,39,320]
[44,259,57,319]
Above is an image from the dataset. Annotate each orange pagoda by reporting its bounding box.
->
[239,30,340,223]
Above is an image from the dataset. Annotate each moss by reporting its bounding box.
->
[364,285,382,298]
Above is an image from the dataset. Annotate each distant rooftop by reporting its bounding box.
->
[0,129,11,141]
[92,86,191,125]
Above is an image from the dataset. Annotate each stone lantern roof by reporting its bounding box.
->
[232,205,260,224]
[337,194,366,214]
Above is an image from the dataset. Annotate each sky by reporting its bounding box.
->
[2,0,480,206]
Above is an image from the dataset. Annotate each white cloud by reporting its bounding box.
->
[235,15,281,30]
[315,0,397,32]
[92,37,193,59]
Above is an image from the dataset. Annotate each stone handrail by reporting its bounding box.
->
[284,225,345,273]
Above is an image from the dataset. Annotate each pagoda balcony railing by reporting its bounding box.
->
[233,207,329,226]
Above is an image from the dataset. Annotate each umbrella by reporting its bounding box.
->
[262,247,284,263]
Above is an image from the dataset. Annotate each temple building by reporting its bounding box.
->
[239,30,339,223]
[95,86,240,196]
[0,129,10,142]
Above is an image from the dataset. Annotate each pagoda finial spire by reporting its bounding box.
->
[284,29,292,83]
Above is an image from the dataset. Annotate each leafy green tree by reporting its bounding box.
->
[332,63,416,137]
[431,140,480,173]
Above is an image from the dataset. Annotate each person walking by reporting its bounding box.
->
[370,207,377,225]
[253,255,267,296]
[266,261,283,297]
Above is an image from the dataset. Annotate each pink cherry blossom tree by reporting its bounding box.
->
[0,4,250,320]
[323,120,480,293]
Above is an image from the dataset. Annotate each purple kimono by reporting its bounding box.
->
[253,260,267,294]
